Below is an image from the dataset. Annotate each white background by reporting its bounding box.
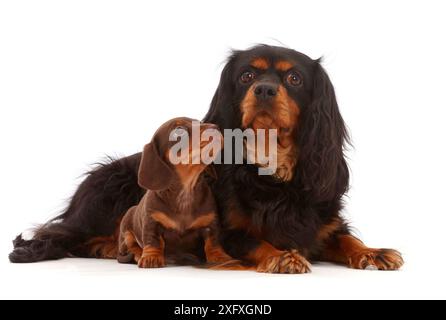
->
[1,0,445,300]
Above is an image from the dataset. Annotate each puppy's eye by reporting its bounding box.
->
[240,71,256,84]
[286,72,303,86]
[172,126,188,138]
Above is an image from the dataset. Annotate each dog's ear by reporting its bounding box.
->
[297,61,350,202]
[138,141,174,191]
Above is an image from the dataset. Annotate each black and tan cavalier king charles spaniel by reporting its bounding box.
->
[10,45,403,273]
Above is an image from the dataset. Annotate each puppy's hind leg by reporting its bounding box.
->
[117,232,141,264]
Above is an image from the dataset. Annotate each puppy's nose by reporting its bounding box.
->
[254,83,277,101]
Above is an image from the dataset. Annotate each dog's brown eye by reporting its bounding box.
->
[286,72,302,86]
[240,71,256,84]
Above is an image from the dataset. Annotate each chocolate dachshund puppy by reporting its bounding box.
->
[117,117,236,268]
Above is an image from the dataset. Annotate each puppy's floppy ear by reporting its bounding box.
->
[138,141,174,190]
[297,60,350,202]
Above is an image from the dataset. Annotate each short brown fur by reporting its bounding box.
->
[117,117,238,268]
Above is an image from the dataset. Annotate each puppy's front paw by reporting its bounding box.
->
[257,250,311,274]
[137,254,166,268]
[348,248,404,271]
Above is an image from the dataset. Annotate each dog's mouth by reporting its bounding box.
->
[245,111,293,147]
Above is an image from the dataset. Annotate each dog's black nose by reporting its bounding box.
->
[254,83,277,101]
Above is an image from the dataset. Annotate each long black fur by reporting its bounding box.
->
[203,45,351,259]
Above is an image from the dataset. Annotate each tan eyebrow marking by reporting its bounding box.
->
[251,58,269,70]
[275,60,294,71]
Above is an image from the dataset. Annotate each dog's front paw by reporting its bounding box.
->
[137,254,166,268]
[348,248,404,271]
[257,250,311,274]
